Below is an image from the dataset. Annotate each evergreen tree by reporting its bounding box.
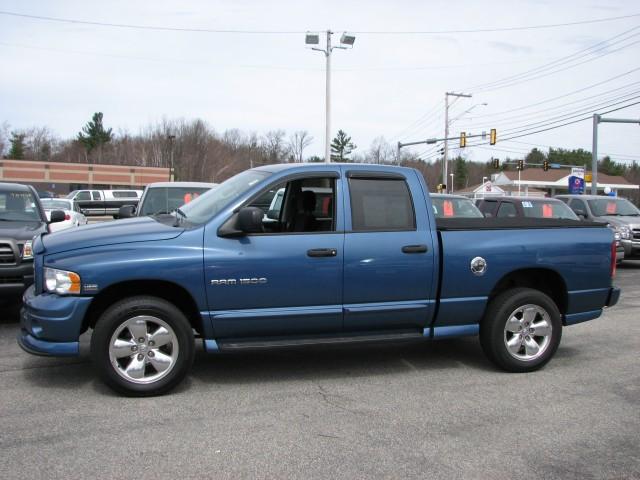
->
[77,112,113,161]
[598,156,625,176]
[330,130,356,162]
[453,156,468,189]
[525,148,546,165]
[8,132,26,159]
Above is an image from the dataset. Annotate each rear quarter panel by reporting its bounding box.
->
[436,226,613,327]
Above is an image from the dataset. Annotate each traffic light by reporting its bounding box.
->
[517,159,524,171]
[437,183,446,193]
[492,157,500,169]
[460,132,467,148]
[543,160,549,171]
[489,128,497,145]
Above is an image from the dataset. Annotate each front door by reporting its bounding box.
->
[203,172,344,339]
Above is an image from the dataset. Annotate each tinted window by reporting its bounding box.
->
[76,191,91,201]
[92,191,101,200]
[349,178,415,231]
[477,200,498,217]
[497,202,517,218]
[521,200,578,219]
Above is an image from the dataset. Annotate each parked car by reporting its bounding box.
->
[476,197,579,219]
[0,183,64,301]
[19,164,619,396]
[431,194,484,218]
[556,194,640,260]
[66,189,143,218]
[476,196,625,262]
[118,182,217,218]
[40,198,88,232]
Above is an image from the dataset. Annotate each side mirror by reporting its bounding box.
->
[49,210,66,224]
[118,205,136,218]
[218,207,264,237]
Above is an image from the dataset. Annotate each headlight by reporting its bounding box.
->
[44,267,81,295]
[22,240,33,260]
[616,226,631,240]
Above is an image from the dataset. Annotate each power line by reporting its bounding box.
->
[1,10,639,35]
[464,27,640,93]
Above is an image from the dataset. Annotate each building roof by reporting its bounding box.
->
[501,170,633,186]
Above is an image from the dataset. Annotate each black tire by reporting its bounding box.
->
[90,296,194,396]
[480,287,562,372]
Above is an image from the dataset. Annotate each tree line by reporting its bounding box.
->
[1,113,638,202]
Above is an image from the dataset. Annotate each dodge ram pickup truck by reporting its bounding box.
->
[18,164,620,396]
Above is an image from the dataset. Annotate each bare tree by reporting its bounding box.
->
[367,136,393,164]
[262,130,286,163]
[288,130,313,163]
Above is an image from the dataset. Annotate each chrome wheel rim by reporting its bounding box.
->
[108,315,179,385]
[503,304,552,362]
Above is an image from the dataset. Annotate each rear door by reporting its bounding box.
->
[342,169,436,332]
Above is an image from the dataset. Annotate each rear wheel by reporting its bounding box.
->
[91,296,194,396]
[480,288,562,372]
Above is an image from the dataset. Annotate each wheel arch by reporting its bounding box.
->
[82,280,203,335]
[488,268,568,315]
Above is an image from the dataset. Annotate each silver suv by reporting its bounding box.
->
[556,194,640,260]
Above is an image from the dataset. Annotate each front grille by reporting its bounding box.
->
[633,229,640,241]
[0,243,16,264]
[0,276,22,284]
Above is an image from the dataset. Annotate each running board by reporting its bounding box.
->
[214,331,425,351]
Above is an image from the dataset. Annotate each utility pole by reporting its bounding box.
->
[168,134,176,181]
[443,92,472,188]
[591,114,640,194]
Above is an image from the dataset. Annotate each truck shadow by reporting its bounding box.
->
[189,338,494,386]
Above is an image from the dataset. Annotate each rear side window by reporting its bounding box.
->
[349,178,415,231]
[112,191,138,198]
[521,200,578,219]
[77,191,91,201]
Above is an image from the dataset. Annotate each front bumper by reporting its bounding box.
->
[0,261,34,299]
[18,285,93,357]
[621,239,640,259]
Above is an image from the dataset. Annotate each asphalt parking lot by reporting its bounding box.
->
[1,262,639,480]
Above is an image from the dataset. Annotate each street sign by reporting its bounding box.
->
[568,175,585,194]
[585,173,592,182]
[571,167,585,179]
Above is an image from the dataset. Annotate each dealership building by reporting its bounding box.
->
[0,159,170,195]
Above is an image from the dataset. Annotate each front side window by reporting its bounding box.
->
[76,191,91,201]
[92,192,101,200]
[248,177,336,234]
[349,178,415,231]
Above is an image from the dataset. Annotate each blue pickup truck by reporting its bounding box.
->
[19,164,620,396]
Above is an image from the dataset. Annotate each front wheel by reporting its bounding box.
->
[91,296,194,396]
[480,288,562,372]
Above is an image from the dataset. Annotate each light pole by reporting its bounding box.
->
[450,173,455,194]
[482,176,488,199]
[306,31,355,163]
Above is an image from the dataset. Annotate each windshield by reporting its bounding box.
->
[0,191,41,222]
[588,198,640,217]
[41,199,72,210]
[177,169,271,225]
[140,186,212,216]
[432,197,483,218]
[521,200,578,219]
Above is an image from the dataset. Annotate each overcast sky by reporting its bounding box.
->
[1,0,639,164]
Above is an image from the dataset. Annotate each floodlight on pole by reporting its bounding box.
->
[306,30,356,163]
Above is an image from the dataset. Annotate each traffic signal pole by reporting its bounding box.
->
[591,114,640,194]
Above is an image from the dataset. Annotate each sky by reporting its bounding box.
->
[1,0,639,165]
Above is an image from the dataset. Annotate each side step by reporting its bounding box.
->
[214,330,425,352]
